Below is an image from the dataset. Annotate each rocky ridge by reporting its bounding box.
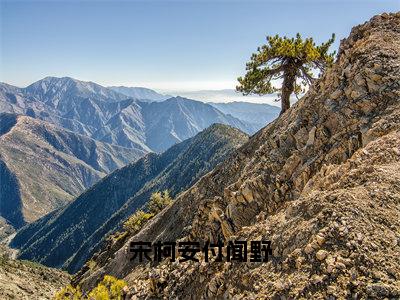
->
[11,124,249,275]
[76,13,400,299]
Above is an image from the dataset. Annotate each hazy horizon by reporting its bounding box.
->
[1,0,398,103]
[0,75,281,105]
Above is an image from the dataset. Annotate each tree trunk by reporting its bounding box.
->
[280,68,296,115]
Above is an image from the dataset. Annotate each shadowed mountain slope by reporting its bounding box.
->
[0,113,144,229]
[210,101,280,130]
[1,78,254,152]
[140,97,255,152]
[73,13,400,299]
[11,124,248,273]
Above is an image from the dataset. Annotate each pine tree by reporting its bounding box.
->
[237,33,336,114]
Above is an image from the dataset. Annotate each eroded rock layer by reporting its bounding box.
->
[78,13,400,299]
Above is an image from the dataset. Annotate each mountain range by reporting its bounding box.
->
[1,12,399,300]
[172,89,280,105]
[61,13,400,299]
[111,85,281,132]
[11,124,248,273]
[0,76,275,231]
[108,86,170,102]
[0,113,144,230]
[109,86,281,128]
[209,101,280,129]
[0,77,258,153]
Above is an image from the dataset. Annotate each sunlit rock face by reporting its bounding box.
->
[76,13,400,299]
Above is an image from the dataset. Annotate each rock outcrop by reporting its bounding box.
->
[11,124,248,275]
[75,13,400,299]
[0,247,70,300]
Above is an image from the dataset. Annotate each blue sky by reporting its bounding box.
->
[1,0,399,93]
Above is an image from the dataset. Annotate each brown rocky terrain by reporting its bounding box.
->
[75,13,400,299]
[0,246,70,300]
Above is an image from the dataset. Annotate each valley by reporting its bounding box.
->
[0,6,398,300]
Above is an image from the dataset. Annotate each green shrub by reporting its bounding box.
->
[88,275,126,300]
[113,231,128,242]
[122,210,153,234]
[54,275,126,300]
[123,190,173,235]
[86,259,96,271]
[147,190,173,215]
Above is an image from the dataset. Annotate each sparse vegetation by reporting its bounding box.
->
[54,284,82,300]
[88,275,127,300]
[86,259,96,271]
[54,275,126,300]
[147,190,173,215]
[123,190,173,235]
[0,252,70,300]
[11,124,247,275]
[122,210,153,234]
[113,230,128,242]
[69,191,173,297]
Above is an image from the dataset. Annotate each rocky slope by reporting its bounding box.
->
[11,124,248,274]
[0,113,144,230]
[1,77,254,152]
[0,248,70,300]
[75,13,400,299]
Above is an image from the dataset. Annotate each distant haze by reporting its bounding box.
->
[161,89,281,106]
[2,1,397,91]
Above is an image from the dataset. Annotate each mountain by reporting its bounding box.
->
[0,113,144,230]
[70,13,400,299]
[109,86,170,102]
[210,101,280,130]
[1,78,254,152]
[172,88,280,104]
[0,77,151,152]
[11,124,249,273]
[140,97,255,152]
[25,76,128,106]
